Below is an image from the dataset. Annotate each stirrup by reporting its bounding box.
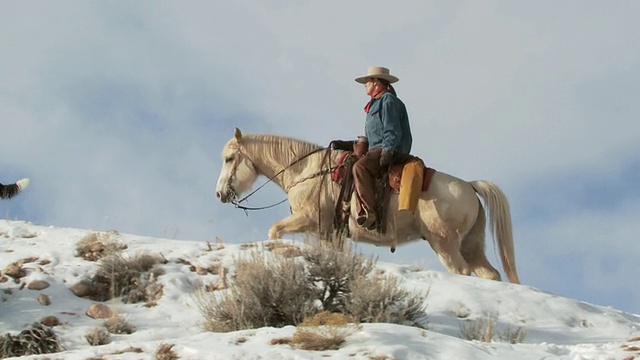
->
[356,212,377,230]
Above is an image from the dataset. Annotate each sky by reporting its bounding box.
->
[1,2,639,314]
[1,219,640,359]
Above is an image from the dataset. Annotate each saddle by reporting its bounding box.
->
[331,151,436,236]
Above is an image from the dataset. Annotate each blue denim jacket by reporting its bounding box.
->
[364,92,412,154]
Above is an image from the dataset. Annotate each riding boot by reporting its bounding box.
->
[352,148,382,229]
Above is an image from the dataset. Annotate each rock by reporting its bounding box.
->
[86,303,113,319]
[28,280,50,290]
[40,316,59,327]
[38,293,51,306]
[70,281,97,297]
[39,259,52,266]
[3,263,26,280]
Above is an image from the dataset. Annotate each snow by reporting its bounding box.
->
[1,219,639,360]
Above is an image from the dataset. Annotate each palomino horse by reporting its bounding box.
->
[215,128,519,283]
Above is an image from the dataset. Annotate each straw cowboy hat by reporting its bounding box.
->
[355,66,399,84]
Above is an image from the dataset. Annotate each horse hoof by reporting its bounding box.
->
[390,246,396,253]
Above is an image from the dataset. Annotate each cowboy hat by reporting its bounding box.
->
[355,66,399,84]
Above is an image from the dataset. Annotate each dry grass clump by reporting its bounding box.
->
[85,327,111,346]
[105,314,136,334]
[75,230,127,261]
[155,342,179,360]
[89,252,165,303]
[290,311,361,351]
[196,240,428,333]
[459,312,527,343]
[0,323,63,357]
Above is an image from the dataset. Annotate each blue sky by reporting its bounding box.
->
[2,1,639,314]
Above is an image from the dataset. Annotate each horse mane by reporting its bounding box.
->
[241,134,324,172]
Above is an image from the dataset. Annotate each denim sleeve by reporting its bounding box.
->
[380,96,403,152]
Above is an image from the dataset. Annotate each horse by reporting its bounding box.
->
[215,128,519,284]
[0,178,30,200]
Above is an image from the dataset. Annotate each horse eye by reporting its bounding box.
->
[224,157,234,164]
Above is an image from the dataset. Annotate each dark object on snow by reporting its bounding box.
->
[0,178,30,199]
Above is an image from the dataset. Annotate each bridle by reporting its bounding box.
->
[225,145,333,212]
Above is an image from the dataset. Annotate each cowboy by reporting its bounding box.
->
[332,66,413,229]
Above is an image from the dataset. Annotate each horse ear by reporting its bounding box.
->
[234,127,242,142]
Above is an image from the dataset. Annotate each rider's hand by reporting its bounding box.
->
[380,149,393,168]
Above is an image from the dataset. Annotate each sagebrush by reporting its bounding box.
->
[197,249,316,332]
[196,240,427,332]
[88,252,165,303]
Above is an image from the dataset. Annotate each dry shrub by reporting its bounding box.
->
[303,241,375,313]
[346,273,427,325]
[196,250,316,332]
[155,342,179,360]
[105,314,136,334]
[304,241,427,325]
[291,311,361,351]
[459,312,527,343]
[196,241,428,333]
[499,325,527,344]
[75,231,127,261]
[459,313,495,342]
[0,323,62,357]
[85,327,111,346]
[89,252,165,303]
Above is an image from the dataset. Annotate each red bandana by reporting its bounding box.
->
[364,88,386,113]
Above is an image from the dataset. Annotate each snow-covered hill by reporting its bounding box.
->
[1,219,639,360]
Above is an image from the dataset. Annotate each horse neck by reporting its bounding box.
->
[242,134,325,191]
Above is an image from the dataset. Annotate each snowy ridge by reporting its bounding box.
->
[0,219,639,360]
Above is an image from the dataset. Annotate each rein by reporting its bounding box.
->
[230,146,331,212]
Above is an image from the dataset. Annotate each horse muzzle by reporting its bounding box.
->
[216,186,237,203]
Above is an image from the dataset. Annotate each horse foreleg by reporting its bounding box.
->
[268,213,316,240]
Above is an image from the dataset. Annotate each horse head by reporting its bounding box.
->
[215,128,259,203]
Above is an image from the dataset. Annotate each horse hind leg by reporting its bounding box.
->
[460,203,501,281]
[422,224,472,276]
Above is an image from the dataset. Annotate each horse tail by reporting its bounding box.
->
[470,180,520,284]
